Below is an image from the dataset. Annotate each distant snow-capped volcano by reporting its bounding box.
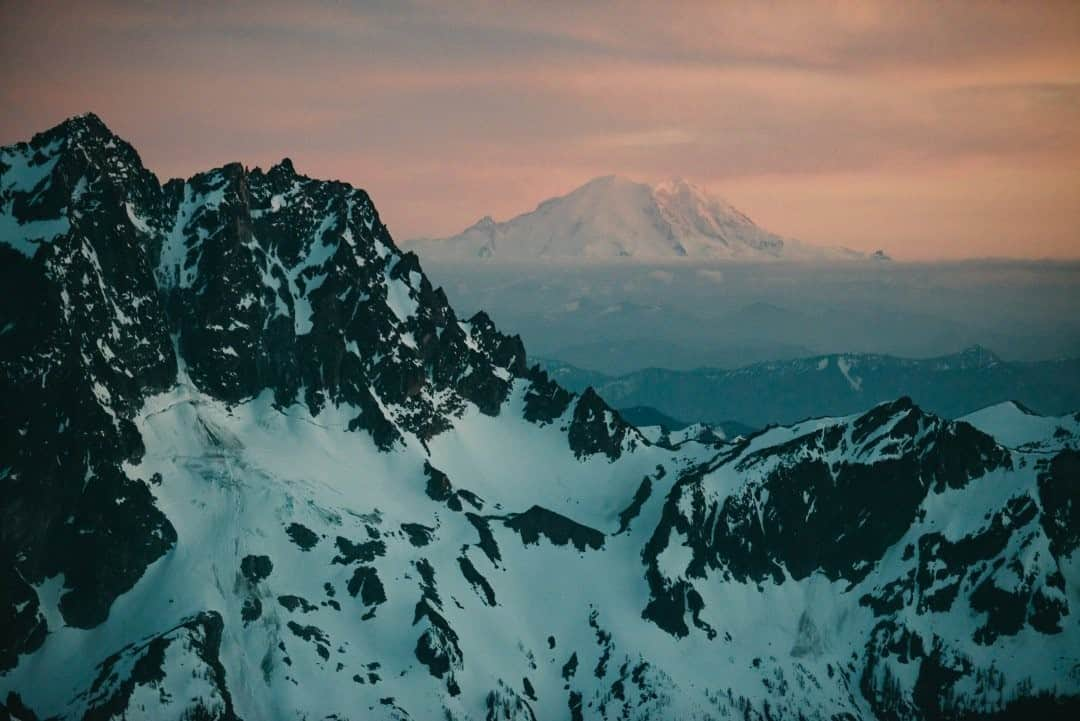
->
[406,175,865,261]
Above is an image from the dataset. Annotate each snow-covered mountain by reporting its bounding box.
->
[406,175,864,261]
[1,115,1078,720]
[961,401,1080,454]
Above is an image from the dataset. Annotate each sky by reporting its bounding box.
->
[2,0,1079,260]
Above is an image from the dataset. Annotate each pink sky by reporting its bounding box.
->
[2,0,1079,259]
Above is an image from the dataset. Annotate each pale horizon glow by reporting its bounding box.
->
[2,0,1079,260]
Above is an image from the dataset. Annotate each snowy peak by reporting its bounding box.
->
[652,177,754,233]
[466,214,496,230]
[962,400,1080,452]
[0,112,160,259]
[406,175,863,261]
[651,177,788,256]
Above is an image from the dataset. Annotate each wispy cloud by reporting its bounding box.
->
[591,128,698,149]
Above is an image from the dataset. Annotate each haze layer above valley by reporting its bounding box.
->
[418,260,1080,376]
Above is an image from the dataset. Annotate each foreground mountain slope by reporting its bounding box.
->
[540,346,1080,428]
[1,116,1077,721]
[406,176,866,261]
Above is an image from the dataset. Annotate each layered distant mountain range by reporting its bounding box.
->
[539,346,1080,429]
[1,115,1076,720]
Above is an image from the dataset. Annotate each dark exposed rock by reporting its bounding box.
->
[346,566,387,607]
[56,471,177,629]
[429,310,523,419]
[466,513,502,566]
[463,311,527,377]
[567,388,640,460]
[503,506,604,552]
[286,522,319,551]
[561,652,578,681]
[1029,574,1069,634]
[568,690,583,721]
[0,692,42,721]
[522,366,574,424]
[277,595,318,613]
[241,597,262,624]
[1038,450,1080,558]
[240,554,273,584]
[458,555,496,606]
[287,621,331,661]
[424,462,455,505]
[588,609,614,679]
[0,564,47,671]
[410,562,458,686]
[616,476,652,534]
[401,523,435,547]
[412,558,462,693]
[423,462,482,513]
[331,536,385,565]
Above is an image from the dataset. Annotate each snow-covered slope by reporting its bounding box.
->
[406,175,863,261]
[962,401,1080,453]
[2,115,1078,721]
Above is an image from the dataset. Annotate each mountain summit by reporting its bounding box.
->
[406,175,863,261]
[1,116,1077,720]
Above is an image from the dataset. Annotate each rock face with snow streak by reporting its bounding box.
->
[405,175,863,261]
[1,116,1078,720]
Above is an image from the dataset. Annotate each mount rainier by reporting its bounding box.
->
[0,115,1076,721]
[405,175,870,261]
